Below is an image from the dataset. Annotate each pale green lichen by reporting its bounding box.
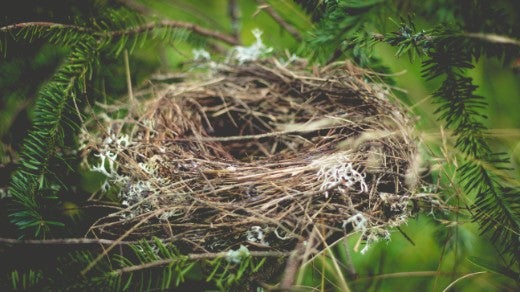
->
[226,245,250,264]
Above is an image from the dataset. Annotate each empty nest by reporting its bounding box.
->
[84,58,420,254]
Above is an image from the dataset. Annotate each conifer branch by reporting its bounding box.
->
[0,22,93,33]
[8,40,98,236]
[107,19,239,45]
[382,17,520,271]
[0,20,239,46]
[113,250,288,275]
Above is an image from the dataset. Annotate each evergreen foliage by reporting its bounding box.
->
[300,0,520,281]
[1,238,268,291]
[0,6,211,237]
[303,0,389,66]
[0,0,519,290]
[8,40,97,237]
[385,15,520,276]
[9,269,43,290]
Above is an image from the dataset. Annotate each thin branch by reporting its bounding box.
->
[172,124,343,142]
[81,212,157,275]
[113,250,290,275]
[255,0,302,41]
[106,20,240,45]
[115,0,153,15]
[355,271,458,282]
[279,242,305,290]
[313,225,351,292]
[464,32,520,47]
[0,237,133,245]
[228,0,241,42]
[396,226,416,246]
[0,22,92,33]
[442,271,487,292]
[124,49,134,103]
[1,20,240,46]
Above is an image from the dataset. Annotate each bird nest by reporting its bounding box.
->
[83,58,420,255]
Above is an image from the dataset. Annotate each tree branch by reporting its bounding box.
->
[0,22,92,33]
[279,241,305,289]
[255,0,302,41]
[0,237,133,245]
[1,20,240,46]
[105,20,240,45]
[464,32,520,47]
[228,0,241,42]
[113,250,289,275]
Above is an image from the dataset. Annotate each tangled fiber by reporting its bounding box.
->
[84,58,420,255]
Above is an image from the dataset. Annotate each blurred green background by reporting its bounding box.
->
[1,0,519,291]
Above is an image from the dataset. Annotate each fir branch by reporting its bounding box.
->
[7,269,43,290]
[107,238,273,290]
[113,250,288,275]
[106,20,239,45]
[304,0,391,70]
[0,237,134,245]
[8,39,98,237]
[0,22,92,34]
[0,22,89,54]
[0,20,239,48]
[424,38,520,258]
[383,17,520,272]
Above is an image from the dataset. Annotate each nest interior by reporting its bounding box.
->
[86,58,419,254]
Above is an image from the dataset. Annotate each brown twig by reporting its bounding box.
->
[81,212,157,275]
[228,0,241,42]
[0,237,133,245]
[279,242,305,290]
[465,32,520,47]
[255,0,302,41]
[107,20,240,45]
[115,0,153,15]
